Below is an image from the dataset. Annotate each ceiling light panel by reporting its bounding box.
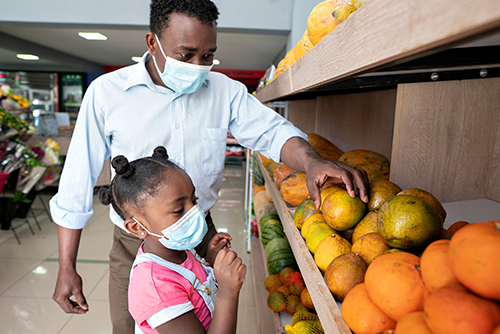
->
[17,54,39,60]
[78,32,108,40]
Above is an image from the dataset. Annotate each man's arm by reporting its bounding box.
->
[49,79,109,314]
[52,226,88,314]
[280,137,369,209]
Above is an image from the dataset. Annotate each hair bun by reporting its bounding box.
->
[152,146,169,160]
[98,186,113,206]
[112,155,135,178]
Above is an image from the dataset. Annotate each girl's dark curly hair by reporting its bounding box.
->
[150,0,219,38]
[98,146,182,220]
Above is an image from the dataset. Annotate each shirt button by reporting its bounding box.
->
[175,124,180,129]
[176,156,181,161]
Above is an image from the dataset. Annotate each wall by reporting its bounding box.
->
[287,0,319,51]
[0,0,293,32]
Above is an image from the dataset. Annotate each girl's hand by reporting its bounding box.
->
[205,232,232,267]
[214,249,246,296]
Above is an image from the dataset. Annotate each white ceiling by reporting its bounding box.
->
[0,25,288,72]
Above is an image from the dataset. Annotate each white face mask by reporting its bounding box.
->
[152,34,213,94]
[133,204,208,250]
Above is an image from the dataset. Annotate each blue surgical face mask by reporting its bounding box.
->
[133,204,208,251]
[152,34,213,94]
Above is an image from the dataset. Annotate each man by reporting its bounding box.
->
[50,0,369,333]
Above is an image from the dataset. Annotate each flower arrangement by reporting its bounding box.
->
[0,83,30,109]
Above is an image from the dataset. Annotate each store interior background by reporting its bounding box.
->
[0,0,322,111]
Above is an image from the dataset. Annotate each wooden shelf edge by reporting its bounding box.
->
[256,0,500,103]
[255,154,351,334]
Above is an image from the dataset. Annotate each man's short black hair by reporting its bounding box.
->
[150,0,219,38]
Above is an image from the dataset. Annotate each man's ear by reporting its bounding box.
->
[124,218,147,239]
[145,32,157,56]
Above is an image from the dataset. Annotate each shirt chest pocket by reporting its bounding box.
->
[201,128,228,176]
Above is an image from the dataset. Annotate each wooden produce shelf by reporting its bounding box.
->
[255,154,351,334]
[256,0,500,103]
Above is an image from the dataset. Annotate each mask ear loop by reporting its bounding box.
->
[132,217,164,238]
[154,34,169,63]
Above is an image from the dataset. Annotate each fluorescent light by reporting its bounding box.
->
[78,32,108,40]
[17,54,39,61]
[213,59,220,65]
[131,56,142,63]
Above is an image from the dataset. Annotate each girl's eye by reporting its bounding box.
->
[173,208,184,215]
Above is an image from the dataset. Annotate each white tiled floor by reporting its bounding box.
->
[0,165,258,334]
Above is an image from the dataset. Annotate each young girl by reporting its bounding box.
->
[98,146,246,334]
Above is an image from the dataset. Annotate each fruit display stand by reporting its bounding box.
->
[251,1,500,332]
[255,154,350,334]
[255,0,500,208]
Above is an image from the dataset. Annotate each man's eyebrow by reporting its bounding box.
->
[175,46,217,53]
[176,45,197,52]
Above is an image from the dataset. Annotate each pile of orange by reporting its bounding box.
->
[340,220,500,334]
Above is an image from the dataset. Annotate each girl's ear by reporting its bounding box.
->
[124,218,147,239]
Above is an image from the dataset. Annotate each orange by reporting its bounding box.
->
[252,184,265,197]
[322,189,366,231]
[275,48,296,74]
[301,213,326,238]
[447,220,469,235]
[307,133,343,156]
[314,234,351,273]
[365,252,428,321]
[315,147,342,161]
[307,1,339,46]
[420,239,460,292]
[273,163,295,190]
[397,188,446,223]
[319,185,344,211]
[352,232,390,265]
[300,287,315,311]
[424,284,500,334]
[448,221,500,300]
[324,252,367,301]
[352,211,378,244]
[258,152,274,169]
[378,195,441,250]
[339,149,390,168]
[305,222,335,254]
[340,226,355,244]
[280,172,310,207]
[368,180,402,212]
[293,198,320,230]
[341,283,396,334]
[394,312,433,334]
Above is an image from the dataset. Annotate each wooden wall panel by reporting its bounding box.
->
[391,78,500,203]
[289,99,317,134]
[486,97,500,203]
[315,89,397,160]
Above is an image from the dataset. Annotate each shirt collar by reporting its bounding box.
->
[123,51,211,92]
